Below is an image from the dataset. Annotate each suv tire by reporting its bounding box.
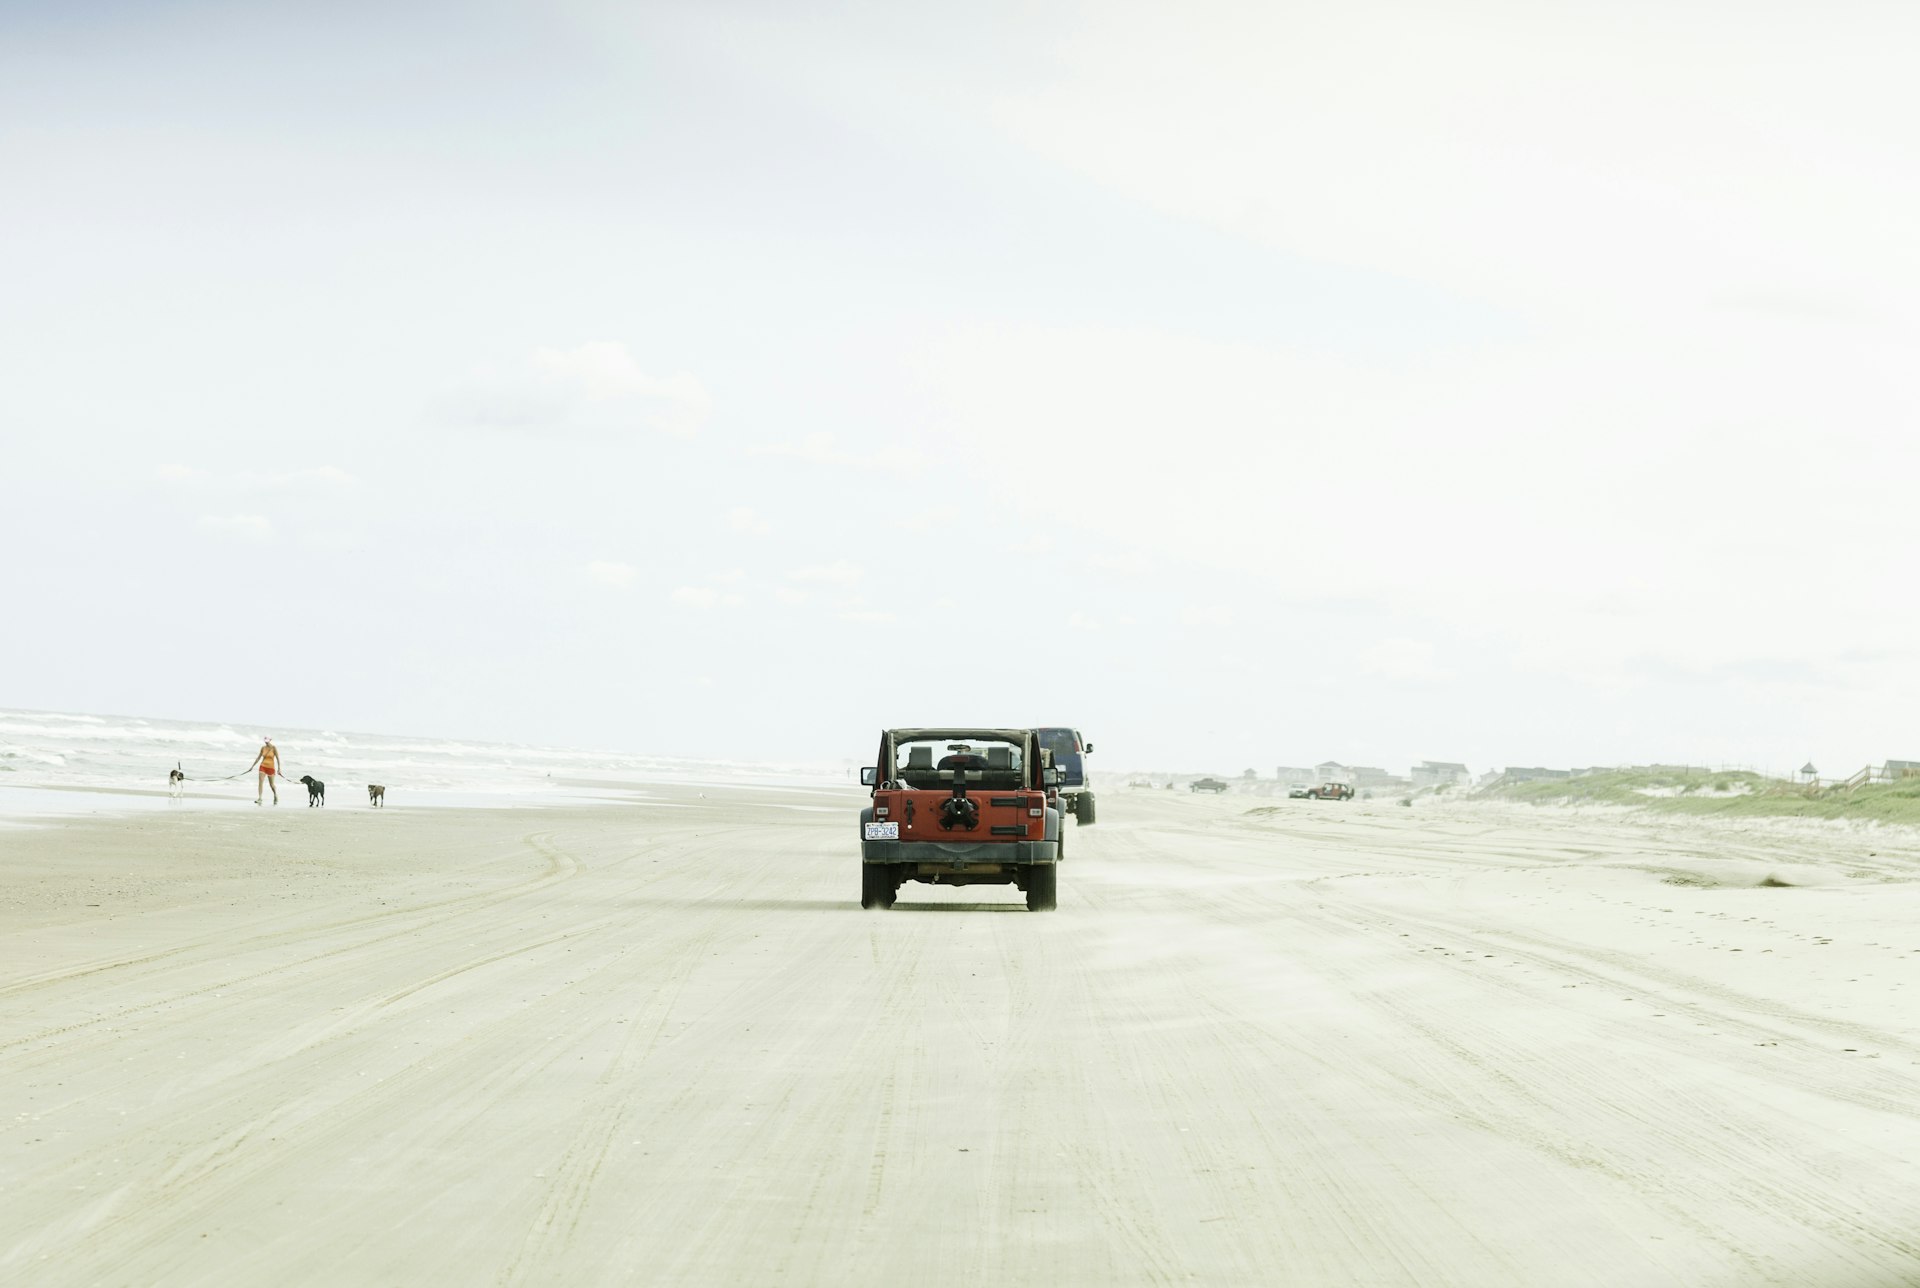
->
[1026,865,1057,912]
[1075,793,1097,825]
[861,865,896,910]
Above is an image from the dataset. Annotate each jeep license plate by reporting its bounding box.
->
[864,821,899,840]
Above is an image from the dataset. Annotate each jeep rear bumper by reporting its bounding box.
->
[862,840,1058,865]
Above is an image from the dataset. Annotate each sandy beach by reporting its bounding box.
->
[6,786,1920,1285]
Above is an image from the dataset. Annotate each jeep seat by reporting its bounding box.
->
[902,745,938,789]
[981,745,1022,788]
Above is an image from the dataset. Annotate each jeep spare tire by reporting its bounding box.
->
[1075,793,1097,826]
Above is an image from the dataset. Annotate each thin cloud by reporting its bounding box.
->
[991,5,1920,328]
[789,560,863,585]
[750,431,925,477]
[159,465,359,491]
[196,514,274,540]
[439,341,711,437]
[1181,604,1235,629]
[531,343,710,436]
[587,561,637,587]
[670,586,745,609]
[1358,639,1450,684]
[752,432,842,464]
[727,506,771,535]
[265,466,358,489]
[901,505,962,533]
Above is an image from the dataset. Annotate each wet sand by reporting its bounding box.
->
[5,786,1920,1285]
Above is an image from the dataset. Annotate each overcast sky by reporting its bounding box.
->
[2,0,1914,776]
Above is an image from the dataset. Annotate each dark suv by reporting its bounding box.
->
[1034,727,1096,825]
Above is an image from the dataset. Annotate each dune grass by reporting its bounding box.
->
[1485,768,1920,825]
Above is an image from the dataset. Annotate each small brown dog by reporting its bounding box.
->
[367,784,386,807]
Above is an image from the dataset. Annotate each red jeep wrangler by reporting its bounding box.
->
[858,728,1065,912]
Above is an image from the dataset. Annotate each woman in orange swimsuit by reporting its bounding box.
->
[248,737,280,805]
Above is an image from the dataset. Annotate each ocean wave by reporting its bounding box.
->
[2,710,109,725]
[0,719,258,747]
[0,706,847,798]
[0,745,68,766]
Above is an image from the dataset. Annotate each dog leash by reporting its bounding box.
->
[183,766,256,781]
[180,760,359,789]
[183,759,280,782]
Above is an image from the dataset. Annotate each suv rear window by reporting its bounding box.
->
[1036,729,1080,757]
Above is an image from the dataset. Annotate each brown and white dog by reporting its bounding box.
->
[169,764,185,797]
[367,784,386,808]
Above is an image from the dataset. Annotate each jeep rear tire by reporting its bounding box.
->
[1025,865,1057,912]
[1075,792,1097,826]
[861,865,895,910]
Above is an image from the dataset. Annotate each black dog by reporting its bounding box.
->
[299,775,325,806]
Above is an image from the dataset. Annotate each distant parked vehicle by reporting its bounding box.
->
[1190,777,1229,793]
[1287,785,1312,799]
[1304,782,1355,800]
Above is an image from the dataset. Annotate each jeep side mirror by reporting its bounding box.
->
[859,767,877,786]
[1043,767,1063,787]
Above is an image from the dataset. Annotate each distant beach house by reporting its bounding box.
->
[1496,766,1571,785]
[1274,766,1314,785]
[1411,761,1470,788]
[1314,761,1409,790]
[1886,759,1920,779]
